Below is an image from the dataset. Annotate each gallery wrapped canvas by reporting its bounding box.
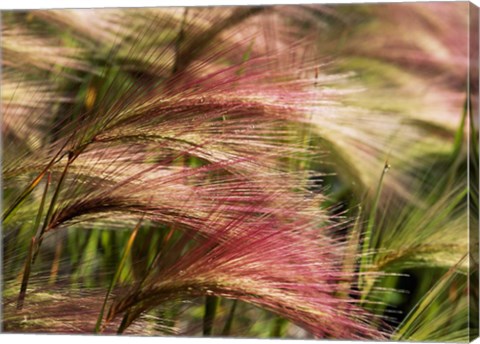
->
[1,1,479,341]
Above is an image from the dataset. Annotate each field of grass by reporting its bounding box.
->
[1,2,479,341]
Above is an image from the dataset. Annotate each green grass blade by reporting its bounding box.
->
[392,254,467,340]
[452,96,468,159]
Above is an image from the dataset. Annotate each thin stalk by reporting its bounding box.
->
[3,171,48,222]
[338,206,362,297]
[203,295,219,336]
[32,154,74,263]
[113,227,174,334]
[129,227,175,293]
[17,237,36,310]
[117,310,131,334]
[33,172,52,241]
[16,173,51,309]
[359,162,389,294]
[221,300,238,336]
[3,139,70,222]
[95,218,143,333]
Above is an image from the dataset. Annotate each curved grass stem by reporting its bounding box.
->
[95,218,143,333]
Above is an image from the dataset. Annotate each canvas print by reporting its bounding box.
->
[1,1,479,341]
